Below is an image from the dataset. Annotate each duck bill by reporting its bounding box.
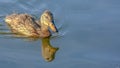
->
[49,22,58,32]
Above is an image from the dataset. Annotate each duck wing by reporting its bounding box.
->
[5,13,40,37]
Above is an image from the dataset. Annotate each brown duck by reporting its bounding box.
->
[4,10,58,38]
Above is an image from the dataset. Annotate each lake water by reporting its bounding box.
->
[0,0,120,68]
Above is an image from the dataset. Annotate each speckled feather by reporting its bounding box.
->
[5,14,40,37]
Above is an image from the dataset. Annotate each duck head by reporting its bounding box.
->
[40,10,58,32]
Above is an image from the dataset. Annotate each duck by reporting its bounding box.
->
[4,10,58,38]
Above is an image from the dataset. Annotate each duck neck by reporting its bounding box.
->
[39,22,51,38]
[41,23,49,31]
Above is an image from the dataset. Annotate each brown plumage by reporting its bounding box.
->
[5,10,58,38]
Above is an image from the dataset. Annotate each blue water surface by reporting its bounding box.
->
[0,0,120,68]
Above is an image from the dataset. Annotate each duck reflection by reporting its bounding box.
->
[41,37,59,62]
[0,32,59,62]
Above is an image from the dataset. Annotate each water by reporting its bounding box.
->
[0,0,120,68]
